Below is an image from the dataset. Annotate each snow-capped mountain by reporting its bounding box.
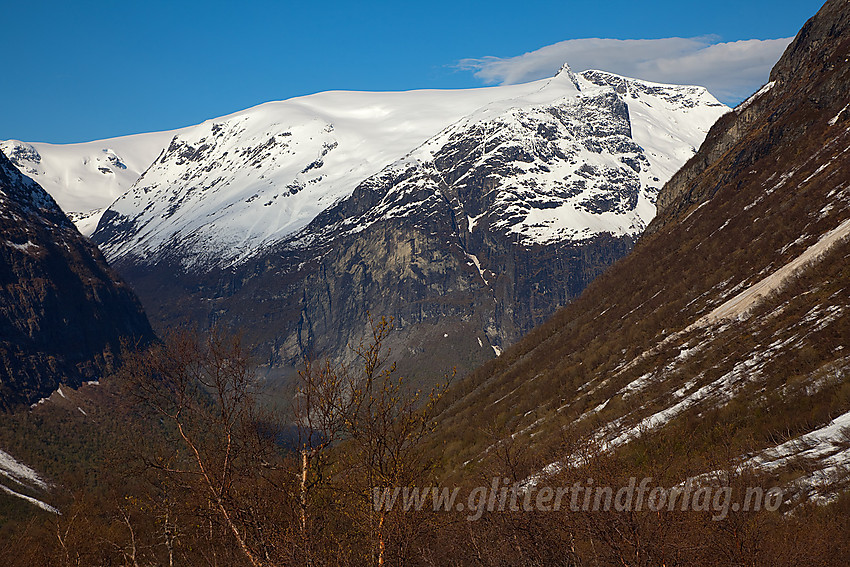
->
[318,66,723,249]
[433,0,850,507]
[94,67,725,268]
[92,78,579,266]
[0,129,181,235]
[85,66,726,384]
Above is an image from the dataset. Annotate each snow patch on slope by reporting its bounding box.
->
[0,484,59,514]
[0,448,48,490]
[696,217,850,326]
[0,447,57,514]
[752,409,850,476]
[829,103,849,126]
[736,81,775,113]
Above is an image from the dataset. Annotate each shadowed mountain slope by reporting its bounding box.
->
[434,0,850,502]
[0,153,154,409]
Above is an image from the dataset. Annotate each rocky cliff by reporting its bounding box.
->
[92,69,725,385]
[0,153,154,409]
[649,0,850,232]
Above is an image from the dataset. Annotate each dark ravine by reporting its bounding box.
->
[0,152,154,409]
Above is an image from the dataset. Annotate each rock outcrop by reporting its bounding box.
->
[0,153,154,409]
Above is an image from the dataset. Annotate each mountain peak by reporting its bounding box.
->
[553,62,582,90]
[555,62,573,76]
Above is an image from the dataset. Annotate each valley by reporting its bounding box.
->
[0,0,848,565]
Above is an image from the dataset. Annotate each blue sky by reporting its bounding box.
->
[2,0,825,143]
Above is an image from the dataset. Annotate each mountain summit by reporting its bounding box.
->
[435,0,850,504]
[83,68,725,383]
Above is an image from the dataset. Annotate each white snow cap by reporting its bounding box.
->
[556,62,574,77]
[7,65,727,267]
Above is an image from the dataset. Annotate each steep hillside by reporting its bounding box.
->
[0,152,154,409]
[435,0,850,503]
[91,69,725,384]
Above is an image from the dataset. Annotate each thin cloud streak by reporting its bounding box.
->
[458,37,793,104]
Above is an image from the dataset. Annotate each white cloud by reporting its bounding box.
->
[457,37,793,104]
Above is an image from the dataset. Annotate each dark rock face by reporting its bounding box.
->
[108,93,642,386]
[649,0,850,233]
[0,153,154,409]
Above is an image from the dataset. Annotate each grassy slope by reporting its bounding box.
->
[431,0,850,484]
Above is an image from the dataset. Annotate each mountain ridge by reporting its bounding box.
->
[80,68,726,385]
[92,69,724,269]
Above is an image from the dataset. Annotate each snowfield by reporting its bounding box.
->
[0,129,183,235]
[3,65,727,265]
